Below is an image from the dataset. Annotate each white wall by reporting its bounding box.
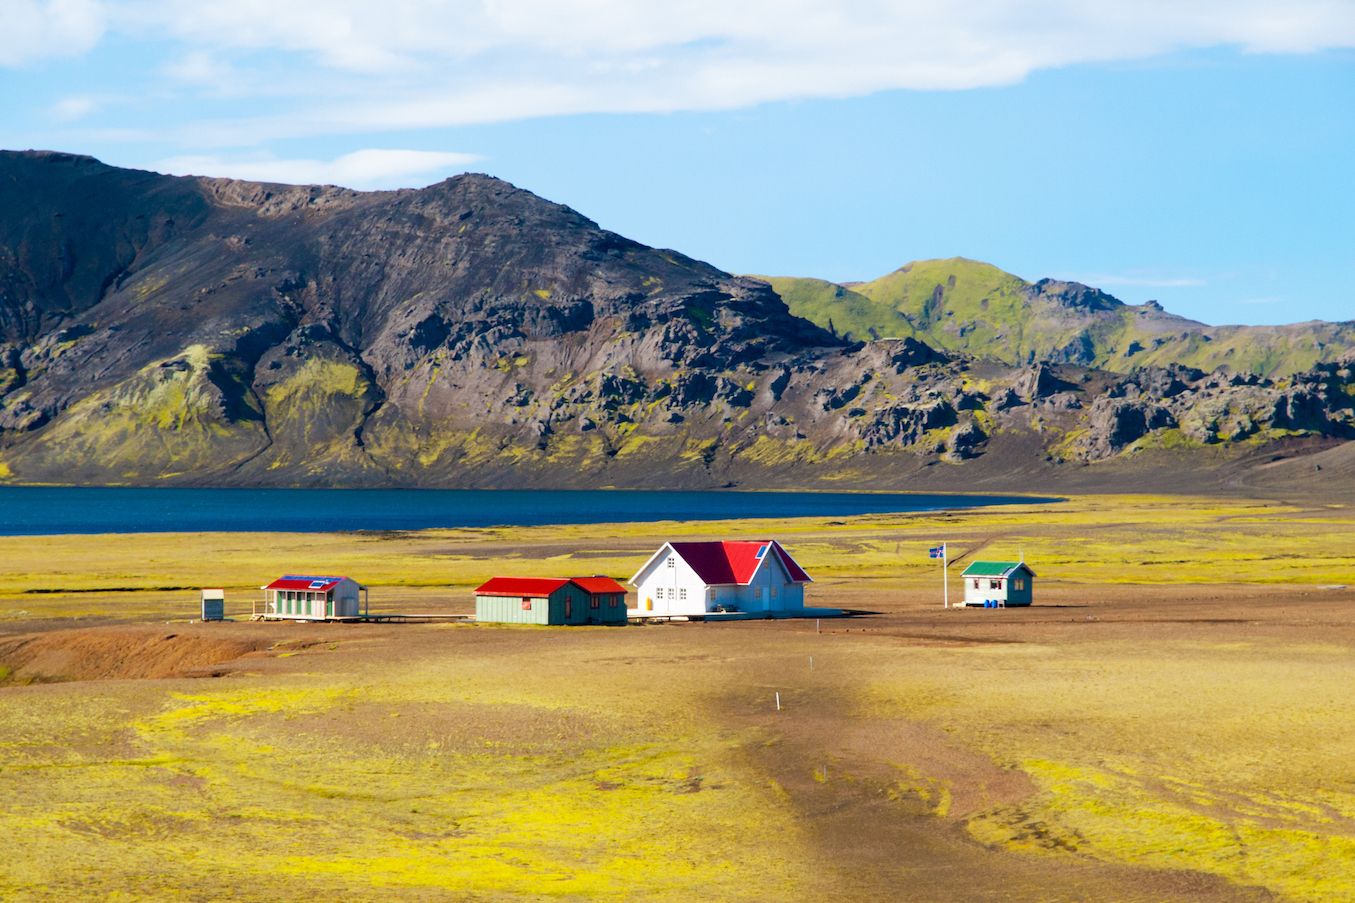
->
[964,575,1009,605]
[633,547,807,614]
[633,548,709,615]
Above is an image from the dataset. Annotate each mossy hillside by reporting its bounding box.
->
[7,345,267,481]
[257,358,382,476]
[764,258,1355,378]
[756,276,908,343]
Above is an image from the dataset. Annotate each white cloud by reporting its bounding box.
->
[161,50,232,84]
[50,95,97,121]
[0,0,105,67]
[149,148,482,190]
[9,2,1355,138]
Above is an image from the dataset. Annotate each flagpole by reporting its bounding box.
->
[943,541,949,609]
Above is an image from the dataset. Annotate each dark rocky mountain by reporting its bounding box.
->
[0,150,1352,490]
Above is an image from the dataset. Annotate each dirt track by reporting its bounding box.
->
[6,582,1348,900]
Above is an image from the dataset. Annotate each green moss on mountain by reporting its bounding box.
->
[759,258,1355,378]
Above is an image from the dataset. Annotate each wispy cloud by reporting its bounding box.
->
[50,95,98,122]
[150,148,482,190]
[5,1,1355,143]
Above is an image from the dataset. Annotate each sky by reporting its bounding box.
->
[1,1,1353,326]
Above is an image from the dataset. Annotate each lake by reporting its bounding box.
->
[0,487,1059,536]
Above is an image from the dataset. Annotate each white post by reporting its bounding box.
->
[775,691,782,712]
[943,541,949,610]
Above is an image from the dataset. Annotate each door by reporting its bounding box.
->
[760,586,770,609]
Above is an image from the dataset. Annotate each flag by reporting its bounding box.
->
[929,545,945,558]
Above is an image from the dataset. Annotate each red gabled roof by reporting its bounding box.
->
[475,576,628,597]
[475,577,572,598]
[265,575,347,592]
[668,541,812,586]
[770,544,812,583]
[570,576,628,595]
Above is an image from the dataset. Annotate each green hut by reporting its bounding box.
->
[473,576,628,625]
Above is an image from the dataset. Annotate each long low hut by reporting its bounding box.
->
[473,576,628,625]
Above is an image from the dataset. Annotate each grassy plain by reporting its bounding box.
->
[2,494,1354,900]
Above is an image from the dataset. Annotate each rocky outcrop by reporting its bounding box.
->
[1079,398,1177,458]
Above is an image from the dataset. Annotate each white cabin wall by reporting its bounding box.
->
[964,576,1010,605]
[634,549,709,615]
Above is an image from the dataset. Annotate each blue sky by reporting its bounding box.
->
[2,1,1353,325]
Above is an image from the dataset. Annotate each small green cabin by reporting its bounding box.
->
[474,576,628,625]
[960,561,1035,607]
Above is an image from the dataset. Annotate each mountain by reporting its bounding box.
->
[1,151,1352,491]
[758,258,1355,378]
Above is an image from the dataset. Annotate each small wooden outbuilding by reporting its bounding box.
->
[200,589,225,621]
[960,561,1035,607]
[258,575,368,620]
[474,576,628,625]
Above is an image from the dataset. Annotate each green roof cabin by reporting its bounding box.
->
[960,561,1035,607]
[474,576,628,625]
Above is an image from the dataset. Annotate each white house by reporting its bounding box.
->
[959,561,1035,607]
[257,575,367,620]
[630,540,812,617]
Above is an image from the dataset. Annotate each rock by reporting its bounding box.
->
[945,420,987,460]
[1028,278,1123,313]
[1082,398,1176,458]
[992,387,1022,411]
[1014,364,1069,402]
[858,400,957,448]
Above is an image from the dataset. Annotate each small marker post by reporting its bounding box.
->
[775,691,782,712]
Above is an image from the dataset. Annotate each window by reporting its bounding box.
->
[755,544,768,560]
[1013,578,1025,591]
[656,587,665,600]
[973,579,980,589]
[989,579,1001,590]
[565,598,573,619]
[770,586,778,599]
[679,588,687,600]
[521,598,532,611]
[666,557,675,568]
[590,595,600,609]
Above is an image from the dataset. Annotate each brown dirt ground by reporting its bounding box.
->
[6,581,1341,899]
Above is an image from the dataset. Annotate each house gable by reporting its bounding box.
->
[632,541,812,589]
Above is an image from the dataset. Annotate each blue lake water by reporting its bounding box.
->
[0,487,1059,536]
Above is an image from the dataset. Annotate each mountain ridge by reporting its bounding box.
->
[1,150,1352,492]
[756,258,1354,378]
